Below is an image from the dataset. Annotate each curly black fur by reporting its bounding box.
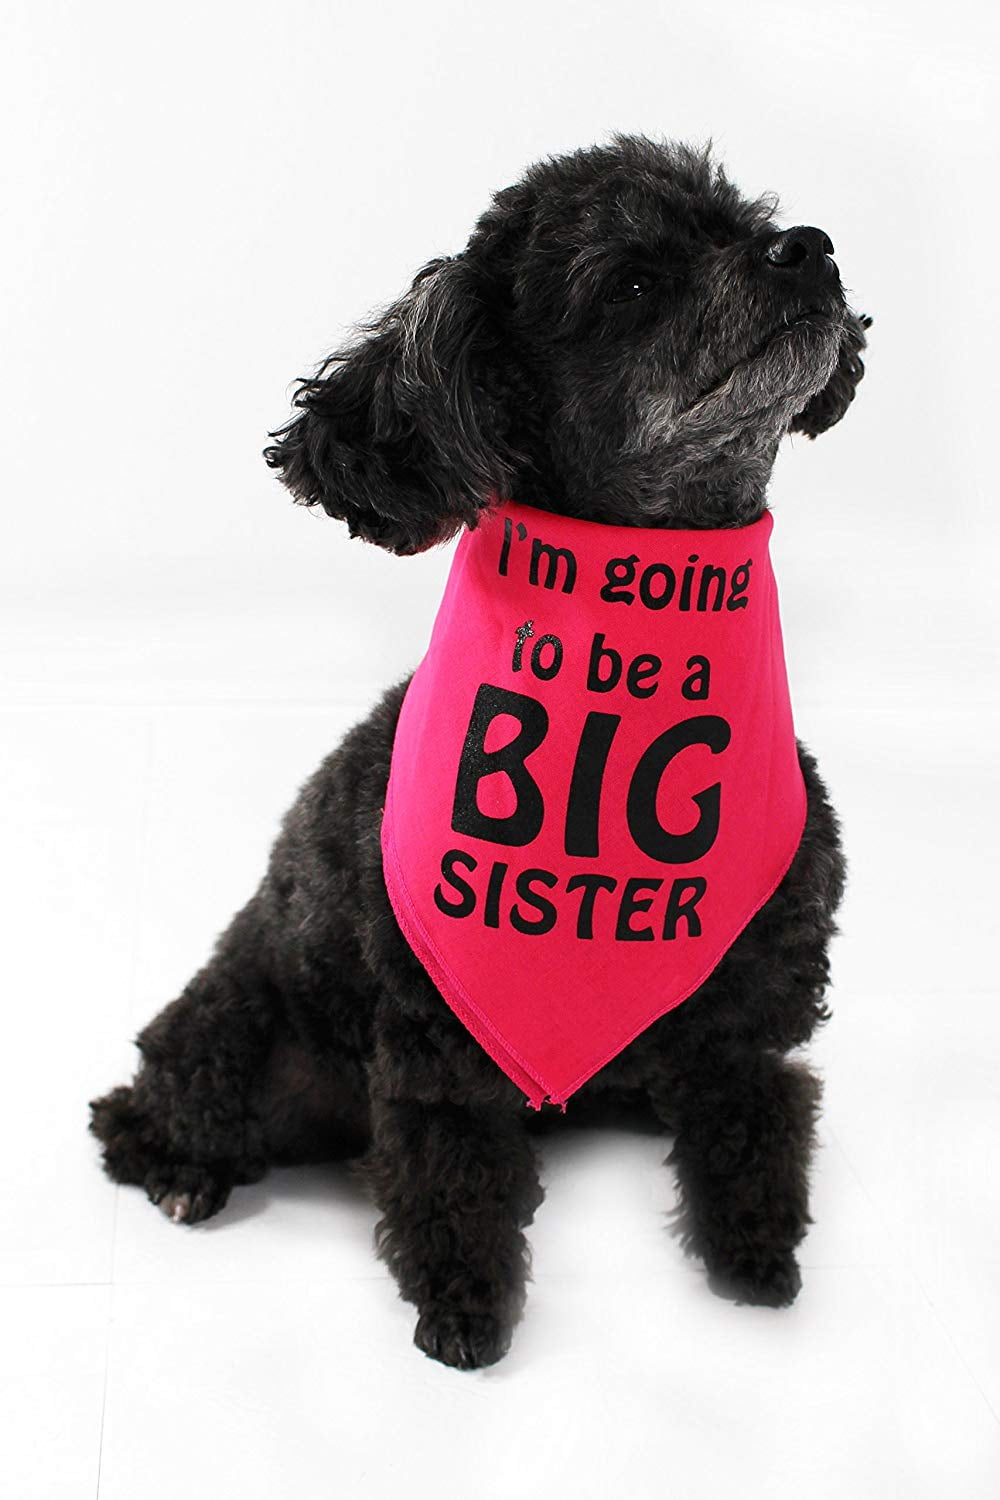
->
[91,132,867,1369]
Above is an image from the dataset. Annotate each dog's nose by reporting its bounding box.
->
[763,226,837,280]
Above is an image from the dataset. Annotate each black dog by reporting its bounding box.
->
[91,134,870,1370]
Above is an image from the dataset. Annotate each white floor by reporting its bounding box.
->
[3,613,999,1499]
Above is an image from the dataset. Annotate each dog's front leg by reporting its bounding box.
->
[362,1092,544,1369]
[657,1047,823,1307]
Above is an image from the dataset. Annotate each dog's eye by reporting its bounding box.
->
[603,269,657,304]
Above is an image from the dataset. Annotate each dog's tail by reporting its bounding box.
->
[88,1084,160,1185]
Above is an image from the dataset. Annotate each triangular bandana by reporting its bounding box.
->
[380,497,807,1109]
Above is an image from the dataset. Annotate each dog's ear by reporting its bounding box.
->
[263,254,523,554]
[789,309,873,439]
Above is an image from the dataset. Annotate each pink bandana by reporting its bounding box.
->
[380,497,807,1109]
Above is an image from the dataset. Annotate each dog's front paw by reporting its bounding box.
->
[414,1304,514,1370]
[707,1246,802,1309]
[144,1165,231,1226]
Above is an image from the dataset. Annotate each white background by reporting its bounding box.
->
[2,1,999,1496]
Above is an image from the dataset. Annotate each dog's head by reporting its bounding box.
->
[264,134,871,548]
